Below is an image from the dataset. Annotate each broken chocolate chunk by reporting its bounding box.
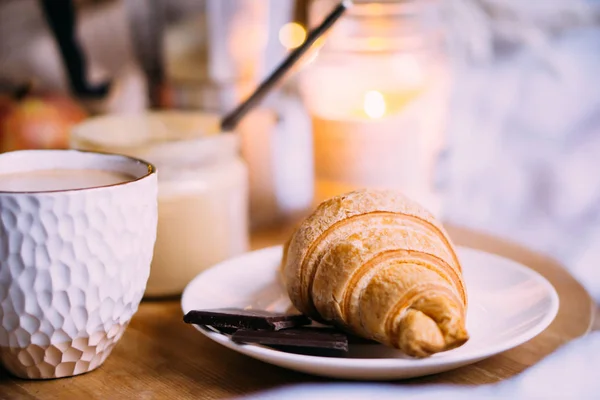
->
[183,308,311,331]
[346,333,379,345]
[231,327,349,352]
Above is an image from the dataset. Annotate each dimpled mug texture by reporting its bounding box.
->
[0,152,158,379]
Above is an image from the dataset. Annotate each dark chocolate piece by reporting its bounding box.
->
[183,308,311,331]
[347,333,379,345]
[268,344,348,358]
[231,327,349,352]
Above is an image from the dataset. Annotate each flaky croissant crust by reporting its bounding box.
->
[281,189,469,357]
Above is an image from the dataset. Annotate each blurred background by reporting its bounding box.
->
[1,0,600,298]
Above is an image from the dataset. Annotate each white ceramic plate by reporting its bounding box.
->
[181,246,559,380]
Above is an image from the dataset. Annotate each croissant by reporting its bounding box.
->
[281,189,468,357]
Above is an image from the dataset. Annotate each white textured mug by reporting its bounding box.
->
[0,150,158,379]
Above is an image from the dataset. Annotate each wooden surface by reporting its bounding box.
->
[0,224,595,399]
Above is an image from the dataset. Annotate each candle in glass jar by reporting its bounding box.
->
[310,80,448,215]
[301,0,450,216]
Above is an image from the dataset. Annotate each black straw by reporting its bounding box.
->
[220,0,353,132]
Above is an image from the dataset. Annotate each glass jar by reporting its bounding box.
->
[70,112,249,297]
[300,0,450,215]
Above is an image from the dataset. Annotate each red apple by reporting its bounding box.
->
[0,91,88,152]
[0,93,18,149]
[0,94,13,123]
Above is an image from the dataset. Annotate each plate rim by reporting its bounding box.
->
[181,245,560,369]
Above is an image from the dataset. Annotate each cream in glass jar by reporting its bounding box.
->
[71,112,249,297]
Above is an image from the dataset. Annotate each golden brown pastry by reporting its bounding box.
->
[280,189,469,357]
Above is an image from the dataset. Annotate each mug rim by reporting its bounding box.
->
[0,149,156,195]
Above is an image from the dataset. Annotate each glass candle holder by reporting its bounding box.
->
[71,112,249,297]
[300,0,450,215]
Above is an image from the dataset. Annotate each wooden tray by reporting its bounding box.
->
[0,224,595,399]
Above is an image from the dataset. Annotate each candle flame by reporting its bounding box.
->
[364,90,386,119]
[279,22,306,50]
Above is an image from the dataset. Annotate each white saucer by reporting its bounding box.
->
[181,246,559,380]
